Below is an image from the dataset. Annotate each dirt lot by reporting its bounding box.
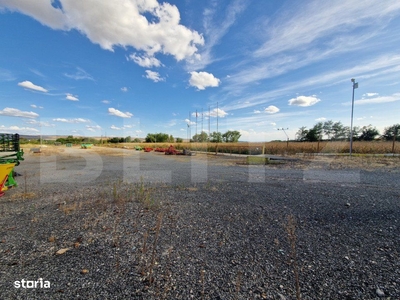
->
[0,146,399,299]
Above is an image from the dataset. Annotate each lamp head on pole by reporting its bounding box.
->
[351,78,355,83]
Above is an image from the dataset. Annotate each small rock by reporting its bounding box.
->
[81,269,89,274]
[345,202,351,207]
[277,293,286,300]
[55,248,70,255]
[376,287,385,297]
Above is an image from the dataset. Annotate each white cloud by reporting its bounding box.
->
[52,118,90,123]
[129,53,162,68]
[30,104,37,108]
[0,107,39,118]
[264,105,280,114]
[270,122,277,126]
[121,87,128,92]
[254,110,261,114]
[0,125,40,134]
[188,0,248,70]
[315,117,327,122]
[206,108,228,118]
[110,125,121,130]
[189,71,220,90]
[66,93,79,101]
[64,67,94,80]
[145,70,164,82]
[354,93,400,105]
[288,95,320,107]
[25,119,54,127]
[86,125,101,131]
[18,80,48,92]
[184,119,196,126]
[108,108,133,118]
[101,100,111,104]
[1,1,204,61]
[255,2,400,59]
[363,92,379,97]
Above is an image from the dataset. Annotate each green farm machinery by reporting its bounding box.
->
[0,133,24,197]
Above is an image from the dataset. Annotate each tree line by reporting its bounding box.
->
[296,121,400,142]
[191,130,241,143]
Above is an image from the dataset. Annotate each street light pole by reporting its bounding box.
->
[278,128,289,149]
[349,78,358,156]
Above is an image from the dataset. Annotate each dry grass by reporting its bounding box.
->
[22,140,399,156]
[94,140,399,155]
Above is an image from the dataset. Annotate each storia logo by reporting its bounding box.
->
[14,278,50,289]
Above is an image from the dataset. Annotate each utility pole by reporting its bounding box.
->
[208,106,210,142]
[349,78,358,156]
[216,102,219,141]
[278,128,289,149]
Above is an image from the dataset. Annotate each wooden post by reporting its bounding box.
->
[392,131,396,153]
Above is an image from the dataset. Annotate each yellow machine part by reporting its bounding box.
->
[0,163,15,192]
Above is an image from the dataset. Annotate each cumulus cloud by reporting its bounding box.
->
[101,100,111,104]
[264,105,280,114]
[18,80,48,92]
[0,125,40,134]
[184,119,196,126]
[110,125,121,130]
[315,117,327,121]
[1,1,204,61]
[189,71,220,90]
[108,108,133,118]
[52,118,90,123]
[86,125,101,132]
[206,108,228,118]
[25,119,54,127]
[363,92,379,97]
[66,93,79,101]
[145,70,164,82]
[0,107,39,118]
[288,95,320,107]
[129,53,162,68]
[254,110,261,114]
[121,87,128,92]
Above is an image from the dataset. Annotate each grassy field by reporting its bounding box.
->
[95,140,399,155]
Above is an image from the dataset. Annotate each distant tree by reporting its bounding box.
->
[331,121,346,140]
[359,125,379,141]
[295,126,308,141]
[192,131,208,142]
[382,124,400,141]
[125,136,132,143]
[133,138,141,142]
[145,133,170,143]
[323,120,334,139]
[313,122,324,140]
[209,131,222,143]
[222,130,241,143]
[108,137,124,143]
[175,137,183,143]
[305,128,320,142]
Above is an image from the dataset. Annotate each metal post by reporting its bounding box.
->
[350,78,358,156]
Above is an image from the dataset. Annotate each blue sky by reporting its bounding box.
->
[1,0,400,142]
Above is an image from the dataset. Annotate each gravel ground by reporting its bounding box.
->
[0,147,399,299]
